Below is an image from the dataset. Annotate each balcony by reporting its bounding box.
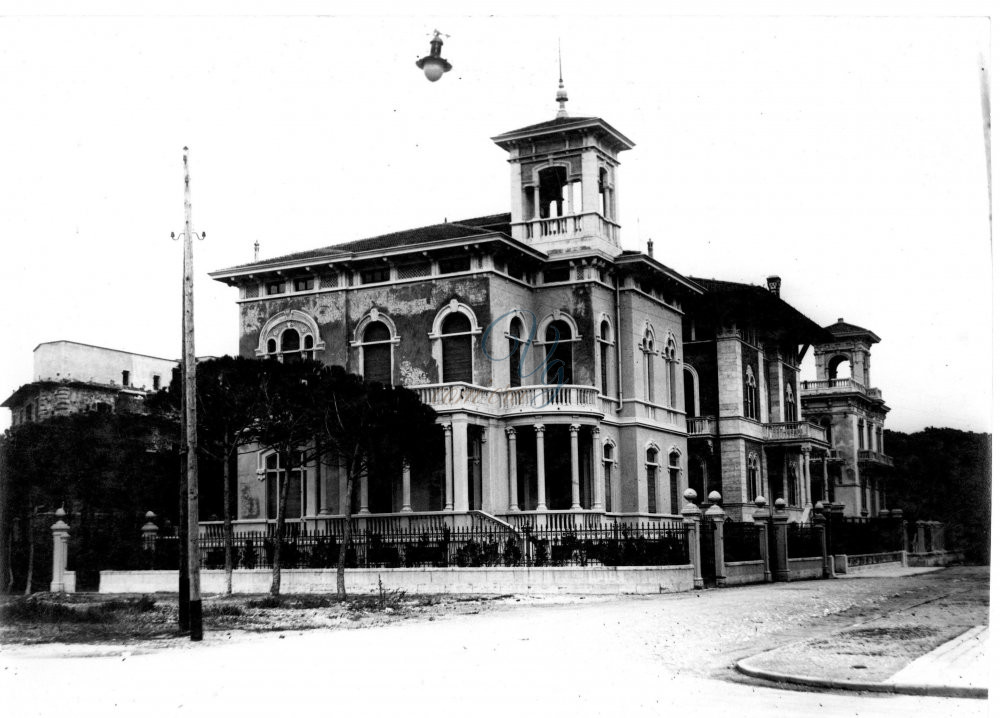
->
[686,416,718,436]
[412,383,601,418]
[765,421,828,443]
[859,450,894,467]
[801,378,884,403]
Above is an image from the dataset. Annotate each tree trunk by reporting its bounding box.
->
[336,453,358,602]
[223,446,233,595]
[269,447,293,597]
[23,513,34,596]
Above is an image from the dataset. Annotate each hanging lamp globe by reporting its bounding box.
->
[416,30,452,82]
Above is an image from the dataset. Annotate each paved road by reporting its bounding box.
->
[0,567,989,717]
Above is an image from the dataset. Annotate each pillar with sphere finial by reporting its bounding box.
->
[705,490,726,587]
[752,496,772,582]
[680,488,703,589]
[49,507,72,593]
[771,497,790,582]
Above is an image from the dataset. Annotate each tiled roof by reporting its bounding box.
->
[497,116,601,136]
[217,213,512,273]
[688,276,833,343]
[826,319,881,342]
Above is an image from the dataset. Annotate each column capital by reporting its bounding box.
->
[568,423,581,434]
[505,426,517,438]
[533,424,546,435]
[442,423,453,436]
[801,445,812,456]
[591,425,602,437]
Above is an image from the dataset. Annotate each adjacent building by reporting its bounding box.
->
[2,341,177,426]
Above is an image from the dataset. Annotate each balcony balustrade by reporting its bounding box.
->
[802,378,884,403]
[858,450,894,467]
[413,382,600,417]
[686,416,718,436]
[764,421,828,443]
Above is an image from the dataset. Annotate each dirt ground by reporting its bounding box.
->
[736,565,989,683]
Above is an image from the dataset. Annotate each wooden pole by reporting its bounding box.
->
[182,147,202,641]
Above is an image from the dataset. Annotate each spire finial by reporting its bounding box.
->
[556,41,568,118]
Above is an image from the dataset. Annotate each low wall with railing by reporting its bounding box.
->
[723,560,767,586]
[788,557,824,581]
[907,551,964,567]
[847,551,905,568]
[99,565,695,596]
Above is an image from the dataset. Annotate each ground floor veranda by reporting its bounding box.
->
[221,415,691,536]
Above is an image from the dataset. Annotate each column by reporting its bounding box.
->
[338,455,349,515]
[802,447,812,508]
[822,452,830,503]
[591,427,604,511]
[401,461,412,512]
[318,462,331,515]
[772,499,791,582]
[452,415,470,513]
[752,498,772,582]
[358,467,370,515]
[534,424,547,510]
[681,490,703,589]
[443,424,454,511]
[569,424,582,509]
[533,186,541,220]
[506,427,519,511]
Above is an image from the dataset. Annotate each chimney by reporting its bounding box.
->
[647,239,654,258]
[766,275,781,297]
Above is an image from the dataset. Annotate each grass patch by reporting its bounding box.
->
[0,595,156,624]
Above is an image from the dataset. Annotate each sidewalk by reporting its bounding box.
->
[736,623,989,698]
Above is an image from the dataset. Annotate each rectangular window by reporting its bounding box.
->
[397,262,431,280]
[266,281,285,295]
[646,467,657,514]
[152,375,161,391]
[265,453,304,520]
[439,256,471,274]
[543,267,570,283]
[669,468,679,514]
[360,267,391,284]
[293,278,312,292]
[122,370,130,386]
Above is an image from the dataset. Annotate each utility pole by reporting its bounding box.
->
[173,147,203,641]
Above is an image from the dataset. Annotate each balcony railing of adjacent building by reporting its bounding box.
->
[801,378,884,402]
[685,416,828,444]
[858,450,894,467]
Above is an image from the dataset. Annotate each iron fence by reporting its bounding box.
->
[787,523,825,559]
[722,522,762,563]
[828,516,900,555]
[139,521,690,570]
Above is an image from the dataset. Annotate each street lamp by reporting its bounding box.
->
[416,30,452,82]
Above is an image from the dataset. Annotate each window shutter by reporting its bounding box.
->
[443,336,472,383]
[364,344,392,385]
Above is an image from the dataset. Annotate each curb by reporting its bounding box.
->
[734,657,988,699]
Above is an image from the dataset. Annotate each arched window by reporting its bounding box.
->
[784,382,796,421]
[666,338,678,409]
[744,365,759,420]
[361,321,393,385]
[538,166,568,219]
[786,458,798,506]
[683,365,700,417]
[441,312,473,383]
[747,453,760,502]
[820,416,833,444]
[280,328,303,363]
[543,319,574,385]
[598,320,614,396]
[603,442,615,512]
[645,447,659,513]
[508,317,525,388]
[256,310,326,361]
[828,355,850,381]
[642,328,656,403]
[24,403,33,422]
[668,450,681,514]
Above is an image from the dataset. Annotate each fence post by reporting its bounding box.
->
[891,508,907,566]
[49,507,72,593]
[681,489,702,589]
[914,520,927,554]
[771,498,790,582]
[705,492,726,587]
[752,496,771,582]
[812,503,830,579]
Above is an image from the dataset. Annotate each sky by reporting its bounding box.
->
[0,4,992,434]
